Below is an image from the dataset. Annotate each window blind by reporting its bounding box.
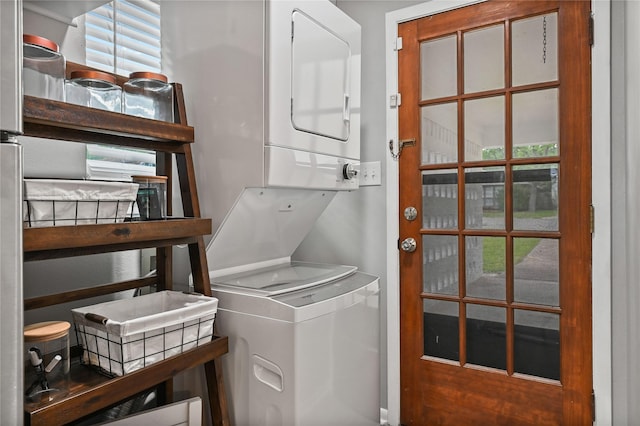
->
[86,0,161,75]
[85,0,161,180]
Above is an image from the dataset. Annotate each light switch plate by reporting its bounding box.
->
[359,161,381,186]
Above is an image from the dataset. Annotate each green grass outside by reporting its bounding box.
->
[482,237,541,273]
[483,210,556,219]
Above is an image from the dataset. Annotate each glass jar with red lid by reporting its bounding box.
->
[66,70,122,112]
[123,72,174,122]
[23,34,65,101]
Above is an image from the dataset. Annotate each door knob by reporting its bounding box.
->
[400,237,417,253]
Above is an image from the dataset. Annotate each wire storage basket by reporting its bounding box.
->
[72,291,218,377]
[23,179,139,227]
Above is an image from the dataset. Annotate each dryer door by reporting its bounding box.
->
[267,1,361,161]
[291,10,350,142]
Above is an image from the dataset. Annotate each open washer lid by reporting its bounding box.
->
[210,261,357,296]
[204,187,356,295]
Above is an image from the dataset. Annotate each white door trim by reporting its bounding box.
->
[384,2,612,425]
[590,1,612,424]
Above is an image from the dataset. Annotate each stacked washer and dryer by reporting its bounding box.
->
[163,1,379,424]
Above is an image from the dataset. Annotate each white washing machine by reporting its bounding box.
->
[212,267,379,426]
[203,188,380,426]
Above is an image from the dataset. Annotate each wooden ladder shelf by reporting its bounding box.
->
[22,62,229,426]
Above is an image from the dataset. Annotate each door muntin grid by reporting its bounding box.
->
[420,11,561,380]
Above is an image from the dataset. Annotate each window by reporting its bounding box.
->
[86,0,162,75]
[84,0,161,180]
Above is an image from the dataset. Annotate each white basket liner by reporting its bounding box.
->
[73,291,218,376]
[23,179,139,226]
[72,291,218,337]
[24,179,139,201]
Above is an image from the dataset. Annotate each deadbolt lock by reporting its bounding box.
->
[404,206,418,221]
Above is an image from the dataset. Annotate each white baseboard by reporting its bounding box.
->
[380,407,389,425]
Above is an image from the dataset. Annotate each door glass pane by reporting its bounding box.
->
[464,24,504,93]
[466,236,505,300]
[466,304,506,370]
[422,103,458,164]
[424,299,459,361]
[514,238,559,307]
[512,164,558,231]
[421,35,457,100]
[423,235,459,295]
[513,88,559,158]
[423,169,458,230]
[465,167,505,230]
[512,13,558,87]
[514,310,560,380]
[464,96,505,162]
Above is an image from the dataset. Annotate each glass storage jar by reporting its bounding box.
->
[123,72,174,122]
[66,70,122,112]
[132,175,168,220]
[23,34,65,101]
[24,321,70,404]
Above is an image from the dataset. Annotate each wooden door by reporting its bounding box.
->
[398,1,592,424]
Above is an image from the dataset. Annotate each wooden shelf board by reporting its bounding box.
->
[24,218,212,258]
[25,336,228,426]
[23,96,194,151]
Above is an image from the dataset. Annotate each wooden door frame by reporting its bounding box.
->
[383,1,612,424]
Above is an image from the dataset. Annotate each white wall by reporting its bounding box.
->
[292,0,423,412]
[611,1,640,423]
